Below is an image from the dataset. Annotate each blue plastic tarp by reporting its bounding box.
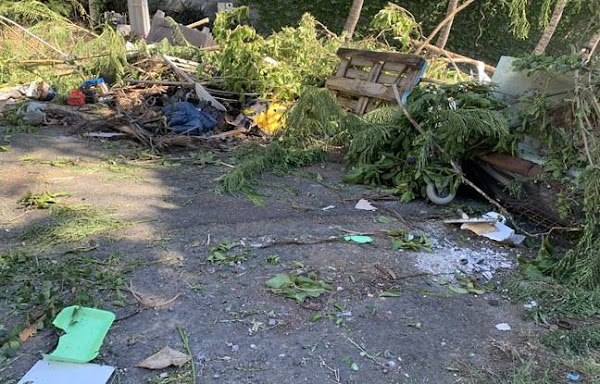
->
[162,102,218,135]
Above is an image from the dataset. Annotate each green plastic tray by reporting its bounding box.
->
[45,306,115,364]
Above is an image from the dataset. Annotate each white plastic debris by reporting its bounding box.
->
[355,199,377,211]
[524,300,538,310]
[321,205,336,211]
[22,102,47,125]
[495,323,512,331]
[459,212,525,246]
[18,359,115,384]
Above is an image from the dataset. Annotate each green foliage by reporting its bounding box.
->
[543,326,600,355]
[506,0,531,39]
[0,250,132,363]
[0,0,72,25]
[344,82,511,200]
[212,5,251,42]
[509,55,600,288]
[222,81,511,202]
[203,9,341,100]
[206,242,255,266]
[219,88,343,195]
[241,0,592,64]
[388,230,432,252]
[19,190,70,210]
[70,27,128,83]
[370,3,421,47]
[505,275,600,324]
[513,53,584,74]
[21,204,127,249]
[266,273,331,303]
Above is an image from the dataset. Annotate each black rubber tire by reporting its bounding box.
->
[426,182,456,205]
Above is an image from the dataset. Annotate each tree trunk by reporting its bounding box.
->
[436,0,458,49]
[581,28,600,60]
[88,0,97,24]
[533,0,568,55]
[343,0,364,42]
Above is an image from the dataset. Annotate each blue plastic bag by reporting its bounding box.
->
[81,78,105,89]
[162,102,218,135]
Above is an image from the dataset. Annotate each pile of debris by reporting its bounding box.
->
[0,5,305,151]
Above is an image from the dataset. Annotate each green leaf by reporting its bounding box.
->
[350,362,359,371]
[266,274,293,289]
[310,313,324,322]
[379,290,402,297]
[448,286,469,294]
[468,288,486,295]
[377,215,396,224]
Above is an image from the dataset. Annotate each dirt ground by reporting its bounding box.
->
[0,126,538,383]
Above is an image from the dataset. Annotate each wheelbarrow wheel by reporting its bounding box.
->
[426,182,456,205]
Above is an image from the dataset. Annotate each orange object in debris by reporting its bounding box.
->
[66,90,85,106]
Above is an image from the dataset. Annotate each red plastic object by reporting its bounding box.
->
[66,90,85,106]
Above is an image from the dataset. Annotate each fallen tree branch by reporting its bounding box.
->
[415,0,477,55]
[409,38,495,73]
[392,84,516,227]
[126,79,194,86]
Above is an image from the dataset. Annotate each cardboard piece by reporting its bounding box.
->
[17,359,114,384]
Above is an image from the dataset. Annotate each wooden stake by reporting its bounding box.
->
[186,17,210,29]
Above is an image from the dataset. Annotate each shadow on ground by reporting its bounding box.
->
[0,126,535,384]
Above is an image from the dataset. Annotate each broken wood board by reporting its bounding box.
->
[326,48,427,115]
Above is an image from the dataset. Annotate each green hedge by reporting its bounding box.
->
[241,0,590,64]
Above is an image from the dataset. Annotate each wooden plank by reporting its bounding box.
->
[348,59,409,77]
[382,61,408,73]
[336,58,351,77]
[348,58,376,69]
[337,48,425,68]
[348,69,409,85]
[326,77,396,102]
[357,62,384,115]
[375,72,400,85]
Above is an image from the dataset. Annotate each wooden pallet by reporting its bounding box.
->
[325,48,427,115]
